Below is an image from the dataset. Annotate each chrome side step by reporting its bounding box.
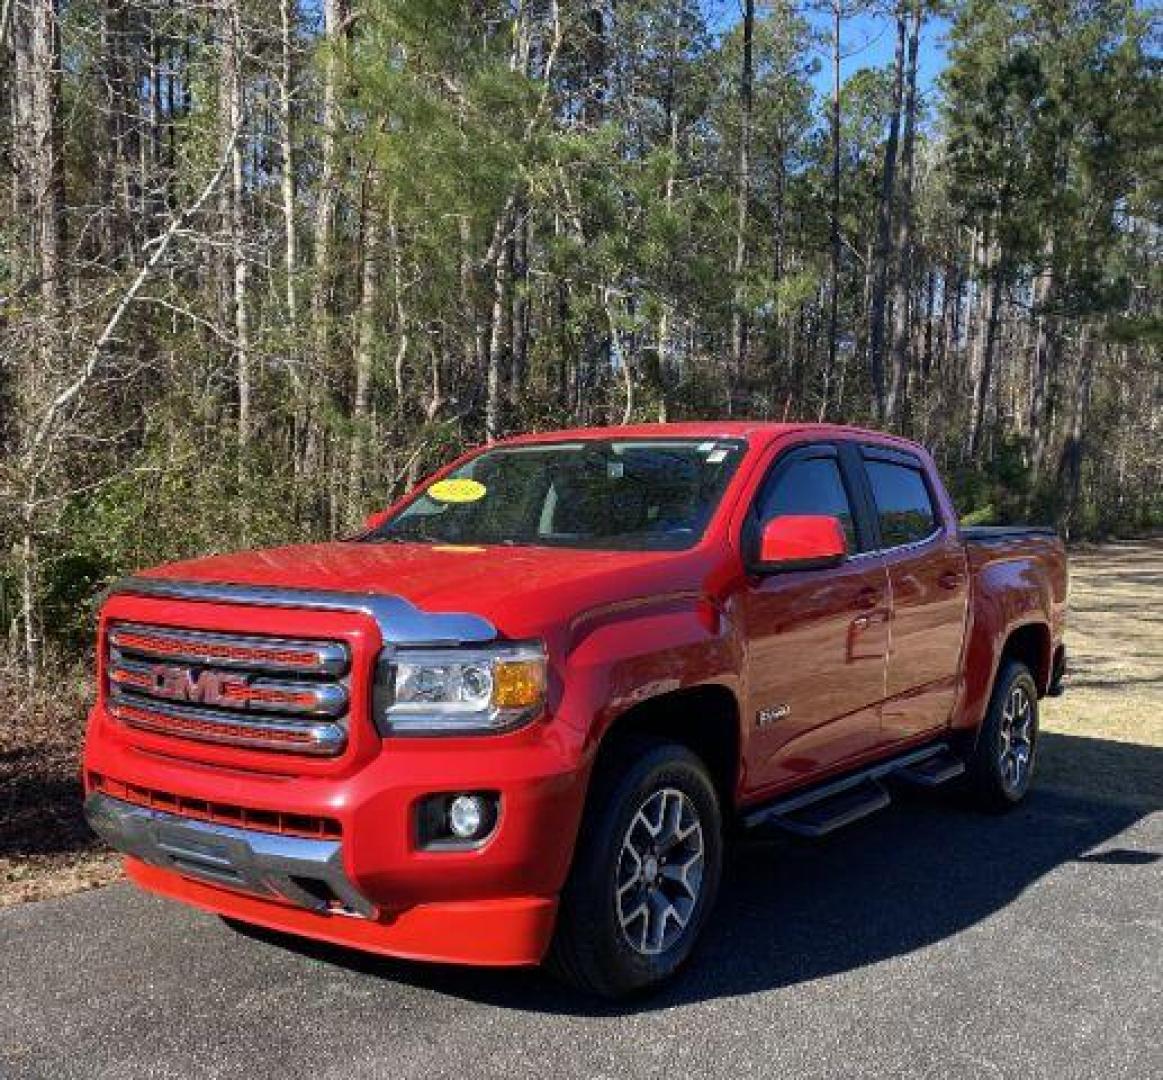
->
[743,743,961,837]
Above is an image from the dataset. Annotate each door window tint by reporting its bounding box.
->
[757,457,858,552]
[866,461,938,546]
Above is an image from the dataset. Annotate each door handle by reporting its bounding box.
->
[938,571,963,591]
[853,587,880,611]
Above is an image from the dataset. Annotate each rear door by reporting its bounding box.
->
[857,446,969,742]
[738,443,891,795]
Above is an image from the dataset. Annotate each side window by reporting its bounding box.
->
[756,456,858,552]
[865,460,938,547]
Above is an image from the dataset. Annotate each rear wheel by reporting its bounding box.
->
[549,736,723,999]
[966,660,1040,811]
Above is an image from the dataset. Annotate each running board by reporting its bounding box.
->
[769,780,890,837]
[894,749,965,788]
[743,743,960,837]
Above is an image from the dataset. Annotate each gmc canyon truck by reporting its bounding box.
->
[84,423,1067,997]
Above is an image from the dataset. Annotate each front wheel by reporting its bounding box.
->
[966,660,1040,811]
[549,736,723,999]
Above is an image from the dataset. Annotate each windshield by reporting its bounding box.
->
[364,439,748,551]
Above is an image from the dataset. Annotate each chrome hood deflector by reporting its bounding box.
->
[107,576,498,646]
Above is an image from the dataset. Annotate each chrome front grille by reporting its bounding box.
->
[106,623,351,756]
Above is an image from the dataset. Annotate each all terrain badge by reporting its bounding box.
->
[757,703,791,729]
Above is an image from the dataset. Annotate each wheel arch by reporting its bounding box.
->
[592,683,742,814]
[997,621,1053,697]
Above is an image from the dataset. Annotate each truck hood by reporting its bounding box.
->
[140,541,706,640]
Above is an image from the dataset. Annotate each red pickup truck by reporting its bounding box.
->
[84,423,1067,997]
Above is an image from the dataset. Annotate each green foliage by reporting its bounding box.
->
[946,436,1035,522]
[959,505,997,527]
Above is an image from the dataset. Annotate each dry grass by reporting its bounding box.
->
[1036,539,1163,805]
[0,656,121,906]
[1,539,1159,907]
[1041,540,1163,746]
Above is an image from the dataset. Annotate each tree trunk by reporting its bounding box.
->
[822,0,842,421]
[279,0,299,328]
[652,13,682,423]
[970,241,1004,459]
[512,210,530,395]
[311,0,347,390]
[220,0,250,449]
[963,228,984,454]
[1028,240,1058,483]
[886,0,921,427]
[606,287,633,425]
[484,208,511,442]
[389,198,409,412]
[1057,327,1093,537]
[146,14,161,213]
[347,191,379,525]
[867,4,907,422]
[728,0,755,414]
[921,267,936,379]
[11,0,65,683]
[15,0,65,326]
[99,1,127,261]
[19,513,38,686]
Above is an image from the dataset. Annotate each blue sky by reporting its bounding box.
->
[705,2,951,95]
[820,9,949,92]
[303,0,952,95]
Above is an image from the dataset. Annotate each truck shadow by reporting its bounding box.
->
[233,731,1162,1016]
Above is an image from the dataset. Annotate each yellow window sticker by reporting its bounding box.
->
[427,478,487,504]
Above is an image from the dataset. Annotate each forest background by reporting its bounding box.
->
[1,0,1158,684]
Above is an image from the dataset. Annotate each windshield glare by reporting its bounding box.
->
[365,439,748,551]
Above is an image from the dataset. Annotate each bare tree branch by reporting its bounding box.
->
[24,132,239,469]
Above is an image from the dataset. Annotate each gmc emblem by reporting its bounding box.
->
[147,665,248,708]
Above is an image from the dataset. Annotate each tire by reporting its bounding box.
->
[966,660,1040,811]
[548,735,724,999]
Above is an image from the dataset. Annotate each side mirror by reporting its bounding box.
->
[753,514,847,573]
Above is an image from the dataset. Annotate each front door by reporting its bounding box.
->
[737,445,891,796]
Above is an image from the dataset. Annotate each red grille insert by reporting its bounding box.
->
[89,773,342,840]
[109,702,330,751]
[112,630,320,668]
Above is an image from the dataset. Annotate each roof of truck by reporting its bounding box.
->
[495,421,922,451]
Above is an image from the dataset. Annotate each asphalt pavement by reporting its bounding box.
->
[2,730,1160,1080]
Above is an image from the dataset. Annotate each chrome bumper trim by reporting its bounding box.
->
[107,576,498,646]
[85,793,376,918]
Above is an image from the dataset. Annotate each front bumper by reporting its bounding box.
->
[84,792,376,918]
[83,701,588,966]
[124,858,559,967]
[83,585,594,967]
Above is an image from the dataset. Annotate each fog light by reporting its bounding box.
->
[448,794,485,839]
[416,791,499,849]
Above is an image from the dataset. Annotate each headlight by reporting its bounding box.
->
[375,643,547,735]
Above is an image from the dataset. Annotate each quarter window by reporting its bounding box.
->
[756,456,859,552]
[865,460,938,547]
